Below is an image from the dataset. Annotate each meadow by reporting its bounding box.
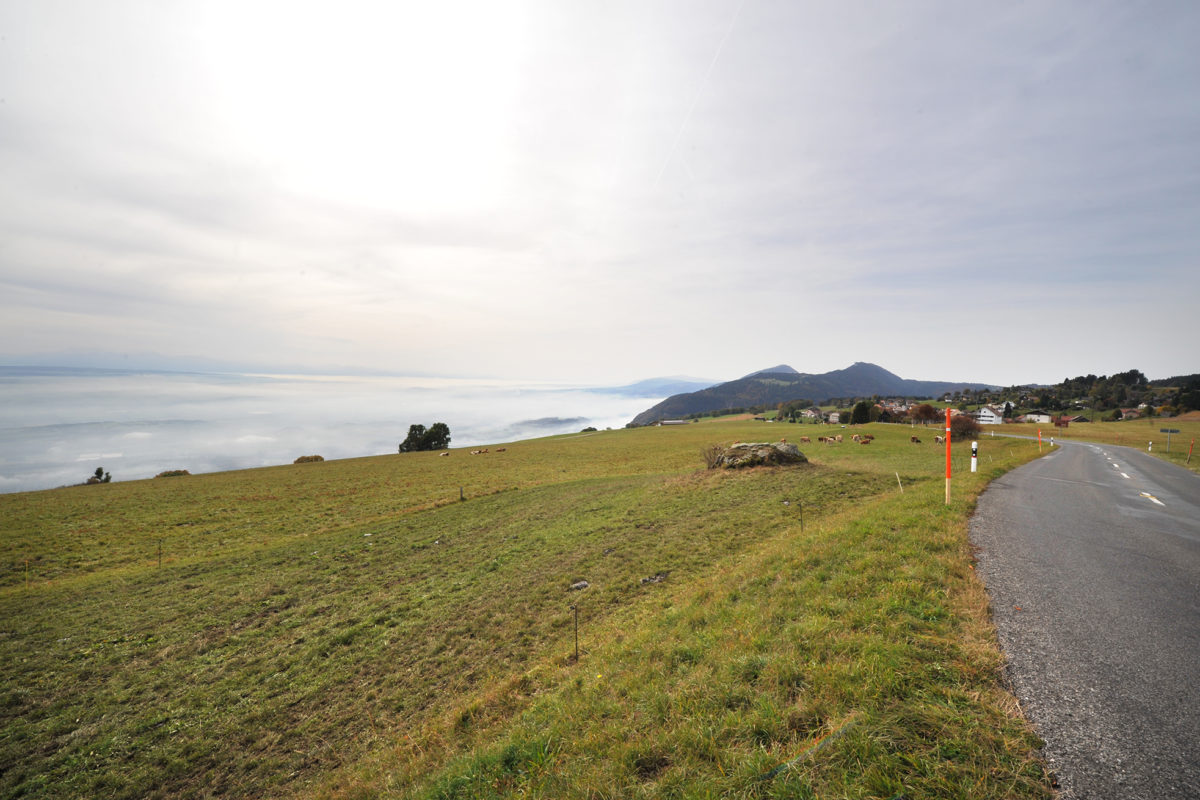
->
[1,419,1054,799]
[971,415,1200,474]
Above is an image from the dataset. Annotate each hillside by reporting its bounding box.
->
[0,421,1054,800]
[630,362,992,425]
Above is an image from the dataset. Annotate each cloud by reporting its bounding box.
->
[1,1,1197,387]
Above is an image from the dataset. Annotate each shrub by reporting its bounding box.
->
[294,455,325,464]
[950,414,981,439]
[155,470,191,478]
[84,467,111,485]
[701,444,724,469]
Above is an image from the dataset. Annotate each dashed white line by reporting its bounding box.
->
[1140,492,1165,507]
[1120,473,1131,479]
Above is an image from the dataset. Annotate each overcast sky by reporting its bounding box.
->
[2,1,1197,387]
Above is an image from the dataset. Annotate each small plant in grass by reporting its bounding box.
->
[701,444,724,469]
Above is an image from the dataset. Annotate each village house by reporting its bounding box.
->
[974,405,1005,425]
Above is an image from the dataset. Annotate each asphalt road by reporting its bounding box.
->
[969,438,1200,799]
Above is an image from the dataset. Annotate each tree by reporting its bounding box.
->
[911,403,938,425]
[86,467,111,485]
[399,424,426,453]
[849,400,872,425]
[399,422,451,453]
[423,422,451,450]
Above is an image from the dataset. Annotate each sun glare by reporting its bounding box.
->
[197,2,527,215]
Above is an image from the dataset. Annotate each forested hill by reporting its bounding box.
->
[629,362,991,426]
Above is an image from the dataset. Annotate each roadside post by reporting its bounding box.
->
[1160,428,1180,453]
[971,441,978,473]
[945,408,952,505]
[1188,438,1194,465]
[1038,429,1042,452]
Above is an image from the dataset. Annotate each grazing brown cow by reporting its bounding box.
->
[495,448,506,452]
[911,435,921,443]
[851,434,862,443]
[860,438,871,445]
[800,436,811,443]
[818,436,828,443]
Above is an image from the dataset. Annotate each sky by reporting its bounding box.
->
[1,0,1197,388]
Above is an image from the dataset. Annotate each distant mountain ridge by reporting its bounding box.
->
[585,375,718,399]
[629,362,993,426]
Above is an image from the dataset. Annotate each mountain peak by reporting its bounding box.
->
[742,364,799,379]
[629,362,993,426]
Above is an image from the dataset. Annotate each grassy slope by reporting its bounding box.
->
[1,422,1052,799]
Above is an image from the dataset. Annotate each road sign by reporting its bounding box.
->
[1160,428,1180,433]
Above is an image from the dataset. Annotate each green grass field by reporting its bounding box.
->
[970,417,1200,474]
[1,420,1054,799]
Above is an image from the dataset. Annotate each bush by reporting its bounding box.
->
[294,455,325,464]
[701,444,724,469]
[950,415,981,439]
[155,470,191,478]
[84,467,111,485]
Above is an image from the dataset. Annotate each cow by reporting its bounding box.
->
[818,436,828,443]
[834,435,843,443]
[911,435,921,443]
[851,434,862,443]
[860,438,871,445]
[800,436,811,443]
[934,435,945,444]
[439,452,450,457]
[495,448,507,452]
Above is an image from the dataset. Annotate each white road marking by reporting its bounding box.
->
[1121,473,1130,479]
[1140,492,1165,506]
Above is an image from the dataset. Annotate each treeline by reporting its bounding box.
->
[950,370,1199,415]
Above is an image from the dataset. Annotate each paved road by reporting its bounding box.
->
[970,439,1200,799]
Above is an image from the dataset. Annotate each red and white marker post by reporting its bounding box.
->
[945,407,952,504]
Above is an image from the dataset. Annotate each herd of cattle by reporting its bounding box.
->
[783,432,947,446]
[439,447,508,457]
[432,431,950,458]
[791,434,874,445]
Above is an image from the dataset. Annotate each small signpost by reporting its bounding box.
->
[1160,428,1181,452]
[971,441,978,473]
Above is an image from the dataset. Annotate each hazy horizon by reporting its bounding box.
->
[0,371,665,494]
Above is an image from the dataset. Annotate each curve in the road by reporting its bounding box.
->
[970,439,1200,800]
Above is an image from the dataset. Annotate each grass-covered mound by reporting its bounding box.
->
[0,421,1052,799]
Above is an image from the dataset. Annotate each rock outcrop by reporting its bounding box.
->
[709,441,807,469]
